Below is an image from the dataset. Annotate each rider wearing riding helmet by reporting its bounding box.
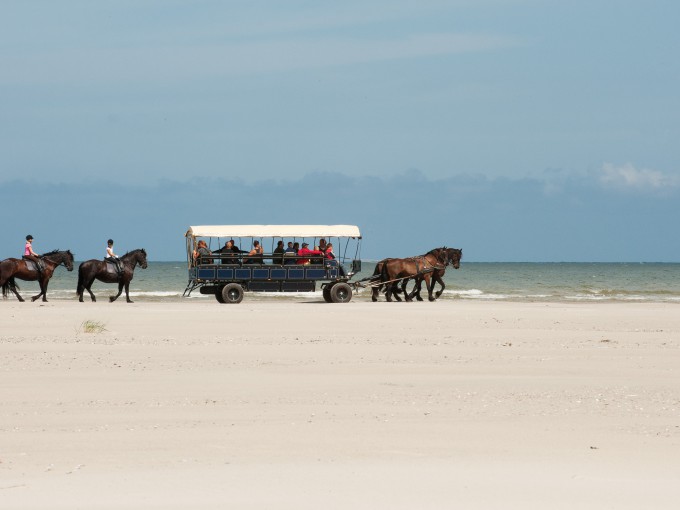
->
[105,239,123,275]
[23,235,43,273]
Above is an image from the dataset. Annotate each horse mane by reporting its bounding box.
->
[41,249,62,257]
[424,247,447,258]
[122,248,147,258]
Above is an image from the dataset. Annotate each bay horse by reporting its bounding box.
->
[0,250,75,302]
[77,249,148,303]
[407,247,462,302]
[378,247,460,302]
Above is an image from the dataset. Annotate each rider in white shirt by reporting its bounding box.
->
[105,239,123,275]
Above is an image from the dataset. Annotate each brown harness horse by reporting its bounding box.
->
[0,250,75,302]
[77,249,148,303]
[375,247,462,302]
[407,247,462,301]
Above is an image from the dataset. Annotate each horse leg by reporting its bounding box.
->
[82,276,97,302]
[110,281,124,302]
[434,274,445,299]
[401,278,412,302]
[31,278,46,302]
[414,278,425,301]
[392,282,403,302]
[11,282,24,302]
[87,283,97,302]
[426,275,437,301]
[410,275,427,301]
[407,276,422,301]
[384,281,393,302]
[41,279,50,302]
[124,281,133,303]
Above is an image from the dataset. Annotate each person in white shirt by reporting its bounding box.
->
[105,239,123,275]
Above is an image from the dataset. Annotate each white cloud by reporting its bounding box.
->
[599,162,678,191]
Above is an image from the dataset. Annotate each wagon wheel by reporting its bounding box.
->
[322,283,334,303]
[330,282,352,303]
[221,283,244,304]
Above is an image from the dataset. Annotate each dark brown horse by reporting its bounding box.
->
[377,247,461,302]
[77,249,148,303]
[0,250,75,302]
[407,247,462,301]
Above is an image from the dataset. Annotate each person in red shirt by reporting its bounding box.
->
[296,242,323,265]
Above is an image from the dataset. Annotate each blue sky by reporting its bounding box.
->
[1,1,678,261]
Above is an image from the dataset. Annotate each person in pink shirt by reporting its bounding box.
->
[23,234,43,272]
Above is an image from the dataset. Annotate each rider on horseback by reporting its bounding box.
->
[23,235,44,274]
[105,239,123,276]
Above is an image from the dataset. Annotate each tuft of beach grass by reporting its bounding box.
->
[79,320,107,334]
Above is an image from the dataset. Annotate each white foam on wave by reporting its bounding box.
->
[128,291,182,297]
[442,289,483,296]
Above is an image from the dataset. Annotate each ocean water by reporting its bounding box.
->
[9,261,680,304]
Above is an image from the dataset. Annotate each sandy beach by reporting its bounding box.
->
[2,299,679,509]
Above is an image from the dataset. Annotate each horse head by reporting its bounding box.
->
[428,247,449,267]
[447,248,462,269]
[64,250,75,271]
[121,249,149,269]
[42,249,75,271]
[136,249,149,269]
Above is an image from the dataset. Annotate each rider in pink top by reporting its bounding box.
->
[23,235,42,272]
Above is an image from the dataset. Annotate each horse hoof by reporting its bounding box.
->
[429,297,436,302]
[416,297,424,301]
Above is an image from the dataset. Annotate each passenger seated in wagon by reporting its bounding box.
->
[296,242,323,265]
[273,240,285,265]
[283,242,297,265]
[193,240,212,265]
[244,240,264,264]
[324,243,346,276]
[217,239,246,264]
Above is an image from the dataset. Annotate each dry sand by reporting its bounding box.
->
[1,299,679,509]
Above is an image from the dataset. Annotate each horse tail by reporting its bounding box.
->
[2,277,19,299]
[380,259,390,282]
[76,264,85,296]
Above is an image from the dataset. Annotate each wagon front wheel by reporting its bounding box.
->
[221,283,244,304]
[330,282,352,303]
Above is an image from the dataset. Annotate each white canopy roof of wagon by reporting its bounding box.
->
[186,225,361,239]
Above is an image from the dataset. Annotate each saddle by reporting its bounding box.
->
[23,257,44,273]
[24,260,39,272]
[105,260,123,275]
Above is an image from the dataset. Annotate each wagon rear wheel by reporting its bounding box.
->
[221,283,244,304]
[330,282,352,303]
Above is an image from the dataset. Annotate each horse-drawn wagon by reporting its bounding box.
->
[184,225,362,303]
